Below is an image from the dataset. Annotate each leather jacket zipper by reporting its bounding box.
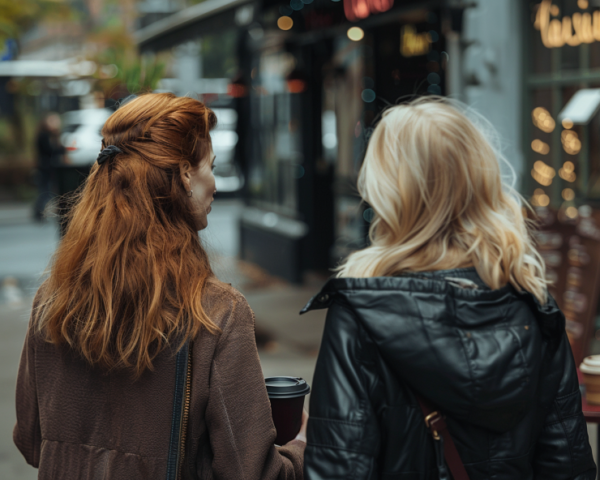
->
[177,345,192,480]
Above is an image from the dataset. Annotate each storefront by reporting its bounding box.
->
[136,0,456,283]
[525,0,600,363]
[240,0,450,282]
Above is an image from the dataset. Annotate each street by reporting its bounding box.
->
[0,200,325,479]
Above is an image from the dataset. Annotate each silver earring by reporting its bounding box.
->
[188,190,193,197]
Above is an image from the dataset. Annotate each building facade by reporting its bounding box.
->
[136,0,528,282]
[521,0,600,364]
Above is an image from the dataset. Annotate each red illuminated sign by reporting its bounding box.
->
[344,0,394,22]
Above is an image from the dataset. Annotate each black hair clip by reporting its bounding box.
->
[97,145,122,165]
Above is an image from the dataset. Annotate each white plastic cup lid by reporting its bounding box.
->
[580,355,600,375]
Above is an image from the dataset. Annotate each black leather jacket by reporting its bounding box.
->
[301,268,596,480]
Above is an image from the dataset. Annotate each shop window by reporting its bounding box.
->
[247,50,302,216]
[201,29,239,79]
[527,0,600,364]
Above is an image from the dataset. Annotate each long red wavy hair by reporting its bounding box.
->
[36,93,218,378]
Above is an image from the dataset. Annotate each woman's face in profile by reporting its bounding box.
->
[182,145,216,231]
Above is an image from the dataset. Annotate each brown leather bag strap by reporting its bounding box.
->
[415,393,471,480]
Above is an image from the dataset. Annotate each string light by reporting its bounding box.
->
[562,118,574,129]
[532,159,556,186]
[566,206,579,219]
[532,107,556,133]
[561,130,582,155]
[531,188,550,207]
[538,194,551,206]
[562,188,575,201]
[531,139,550,154]
[559,161,577,182]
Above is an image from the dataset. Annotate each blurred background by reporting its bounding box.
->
[2,0,600,477]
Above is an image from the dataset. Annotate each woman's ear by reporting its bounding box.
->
[180,161,192,191]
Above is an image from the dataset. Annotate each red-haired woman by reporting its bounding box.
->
[13,93,307,480]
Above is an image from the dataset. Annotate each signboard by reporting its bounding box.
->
[533,206,600,364]
[0,39,17,61]
[558,89,600,125]
[344,0,394,22]
[534,0,600,49]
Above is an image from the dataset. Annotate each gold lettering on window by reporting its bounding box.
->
[535,0,600,48]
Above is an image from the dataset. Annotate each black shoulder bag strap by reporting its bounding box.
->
[166,341,193,480]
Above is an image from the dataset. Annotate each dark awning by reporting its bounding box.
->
[135,0,255,52]
[136,0,447,52]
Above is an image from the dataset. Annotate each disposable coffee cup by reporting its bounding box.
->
[580,356,600,405]
[265,376,310,445]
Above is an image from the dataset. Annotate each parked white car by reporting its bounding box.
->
[59,106,244,193]
[211,108,244,193]
[60,108,112,166]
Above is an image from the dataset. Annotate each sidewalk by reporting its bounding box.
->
[209,254,326,402]
[0,203,33,227]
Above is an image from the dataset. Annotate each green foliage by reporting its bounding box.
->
[88,27,166,96]
[0,0,73,43]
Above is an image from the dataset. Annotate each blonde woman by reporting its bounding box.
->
[301,98,595,480]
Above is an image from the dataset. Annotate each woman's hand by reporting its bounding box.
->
[295,409,309,443]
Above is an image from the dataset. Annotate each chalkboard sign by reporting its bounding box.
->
[533,206,600,365]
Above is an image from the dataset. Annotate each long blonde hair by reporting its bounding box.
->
[337,97,548,304]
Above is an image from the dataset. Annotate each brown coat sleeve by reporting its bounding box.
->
[205,292,305,479]
[13,301,42,468]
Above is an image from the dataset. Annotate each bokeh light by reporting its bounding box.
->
[562,188,575,201]
[562,130,582,155]
[532,107,556,133]
[531,139,550,155]
[532,160,556,186]
[361,89,376,103]
[562,118,574,129]
[347,27,365,41]
[559,161,577,182]
[566,206,579,219]
[277,16,293,30]
[531,188,550,207]
[427,72,440,85]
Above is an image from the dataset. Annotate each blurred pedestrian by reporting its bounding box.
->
[14,93,307,480]
[302,97,596,479]
[33,112,66,221]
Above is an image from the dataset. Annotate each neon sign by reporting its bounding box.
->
[400,25,431,57]
[343,0,394,22]
[535,0,600,48]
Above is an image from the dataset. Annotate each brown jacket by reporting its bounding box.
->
[14,278,305,479]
